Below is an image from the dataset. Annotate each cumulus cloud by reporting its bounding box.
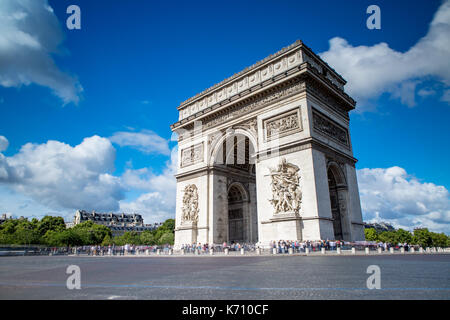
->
[0,136,124,211]
[0,0,82,104]
[0,135,8,152]
[119,147,177,223]
[320,0,450,109]
[357,166,450,233]
[109,130,170,156]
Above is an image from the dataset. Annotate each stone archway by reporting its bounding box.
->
[327,162,351,241]
[227,184,247,243]
[211,130,258,244]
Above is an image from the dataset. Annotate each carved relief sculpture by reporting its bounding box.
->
[312,110,349,146]
[268,158,302,215]
[264,109,302,140]
[181,142,204,167]
[181,184,199,223]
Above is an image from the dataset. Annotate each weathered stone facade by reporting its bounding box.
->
[171,40,365,247]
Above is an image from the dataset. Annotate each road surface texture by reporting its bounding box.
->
[0,254,449,299]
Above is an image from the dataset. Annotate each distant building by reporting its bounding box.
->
[0,213,8,225]
[65,221,75,228]
[72,210,158,237]
[364,222,395,233]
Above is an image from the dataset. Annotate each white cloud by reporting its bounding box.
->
[119,147,177,223]
[320,0,450,109]
[357,166,450,233]
[0,136,124,211]
[109,130,170,156]
[441,89,450,103]
[0,0,82,104]
[0,135,8,152]
[0,132,176,224]
[418,87,437,98]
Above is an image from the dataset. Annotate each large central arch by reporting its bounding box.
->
[210,130,258,244]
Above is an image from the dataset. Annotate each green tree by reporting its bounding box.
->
[161,219,175,232]
[140,231,155,245]
[152,219,175,241]
[58,229,83,246]
[43,230,63,246]
[412,228,432,248]
[14,223,40,245]
[364,228,378,241]
[114,231,140,245]
[101,234,113,246]
[72,221,112,245]
[37,216,66,236]
[396,228,412,243]
[431,232,448,247]
[158,232,174,245]
[378,231,396,244]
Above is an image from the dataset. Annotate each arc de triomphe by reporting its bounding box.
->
[170,40,365,247]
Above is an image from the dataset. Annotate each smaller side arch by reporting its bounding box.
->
[327,161,347,187]
[227,182,249,203]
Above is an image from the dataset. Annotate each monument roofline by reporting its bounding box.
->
[171,67,355,130]
[177,40,348,111]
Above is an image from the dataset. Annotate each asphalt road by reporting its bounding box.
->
[0,254,449,299]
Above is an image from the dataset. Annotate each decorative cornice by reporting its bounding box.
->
[171,64,355,131]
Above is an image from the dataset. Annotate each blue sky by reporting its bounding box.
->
[0,0,449,234]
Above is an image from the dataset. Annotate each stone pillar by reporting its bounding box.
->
[321,248,326,254]
[272,248,277,255]
[169,249,173,255]
[288,248,293,255]
[181,249,185,255]
[365,247,370,255]
[389,247,394,254]
[336,247,341,254]
[240,248,245,255]
[377,247,382,254]
[156,249,161,255]
[419,247,423,253]
[210,248,214,255]
[224,248,229,255]
[351,247,356,255]
[410,247,415,253]
[305,248,310,255]
[400,247,405,254]
[256,248,261,255]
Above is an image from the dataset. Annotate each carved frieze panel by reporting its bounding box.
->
[181,142,204,167]
[312,110,349,147]
[263,108,302,141]
[268,158,302,215]
[181,184,199,223]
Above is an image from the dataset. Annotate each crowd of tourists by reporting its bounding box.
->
[39,240,425,256]
[180,242,257,253]
[71,244,174,255]
[179,239,424,254]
